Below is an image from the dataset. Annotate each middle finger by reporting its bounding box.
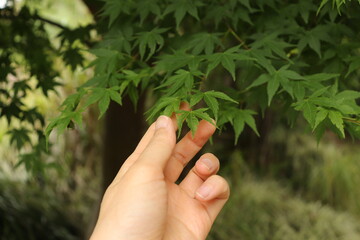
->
[164,119,216,182]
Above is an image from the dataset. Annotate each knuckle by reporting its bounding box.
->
[154,129,170,142]
[153,129,175,147]
[172,150,188,167]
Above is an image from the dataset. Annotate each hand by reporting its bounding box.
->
[90,115,230,240]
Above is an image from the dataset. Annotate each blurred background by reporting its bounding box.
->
[1,0,360,240]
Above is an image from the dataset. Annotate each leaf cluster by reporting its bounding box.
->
[47,0,360,145]
[3,0,360,173]
[0,3,93,173]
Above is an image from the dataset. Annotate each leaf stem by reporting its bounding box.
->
[227,26,250,50]
[121,53,139,70]
[198,75,207,91]
[343,117,360,125]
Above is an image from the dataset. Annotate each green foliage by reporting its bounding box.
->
[46,0,360,147]
[209,176,360,240]
[0,2,93,173]
[2,0,360,171]
[0,180,82,240]
[268,125,360,215]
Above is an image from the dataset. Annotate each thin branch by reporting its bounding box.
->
[0,13,69,31]
[343,117,360,126]
[33,15,69,31]
[227,25,250,50]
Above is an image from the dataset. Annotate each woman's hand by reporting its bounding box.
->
[90,115,230,240]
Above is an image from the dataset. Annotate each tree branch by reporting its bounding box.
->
[34,15,69,30]
[0,13,70,31]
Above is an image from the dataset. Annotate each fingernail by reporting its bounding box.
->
[200,158,213,171]
[156,115,169,130]
[196,184,212,199]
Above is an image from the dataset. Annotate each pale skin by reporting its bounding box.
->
[90,115,230,240]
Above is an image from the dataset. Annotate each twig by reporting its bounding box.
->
[227,25,250,50]
[0,13,69,31]
[34,15,68,30]
[343,117,360,125]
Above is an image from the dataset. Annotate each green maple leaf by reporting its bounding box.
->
[346,56,360,77]
[62,47,84,71]
[190,108,215,136]
[328,110,345,138]
[146,97,181,122]
[137,0,162,24]
[189,92,204,107]
[205,91,238,118]
[310,96,340,109]
[304,73,339,82]
[155,51,203,73]
[187,32,224,55]
[232,8,253,28]
[176,110,189,138]
[246,74,271,90]
[45,110,83,146]
[334,90,360,115]
[175,108,215,137]
[189,90,238,119]
[206,46,255,80]
[267,66,304,105]
[186,111,200,136]
[8,128,31,149]
[248,49,276,74]
[205,90,238,103]
[101,0,134,27]
[232,109,259,145]
[164,0,203,27]
[293,81,306,100]
[102,26,133,55]
[267,73,280,106]
[298,1,317,23]
[293,100,317,128]
[203,94,219,118]
[205,6,231,28]
[81,75,109,88]
[60,88,87,112]
[251,33,293,60]
[89,48,123,74]
[314,107,329,130]
[135,28,169,61]
[238,0,253,10]
[158,69,202,96]
[83,87,122,119]
[298,25,331,58]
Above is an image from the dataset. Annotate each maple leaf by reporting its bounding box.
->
[164,0,204,27]
[187,32,224,55]
[101,0,134,27]
[135,28,169,61]
[206,46,256,80]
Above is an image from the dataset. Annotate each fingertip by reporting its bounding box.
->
[135,115,176,169]
[195,154,220,175]
[155,115,172,130]
[195,175,230,201]
[196,158,213,172]
[195,184,213,200]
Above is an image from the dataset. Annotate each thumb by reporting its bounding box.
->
[136,115,176,170]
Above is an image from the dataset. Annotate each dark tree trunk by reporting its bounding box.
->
[102,98,145,191]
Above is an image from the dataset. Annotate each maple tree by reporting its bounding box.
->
[1,0,360,174]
